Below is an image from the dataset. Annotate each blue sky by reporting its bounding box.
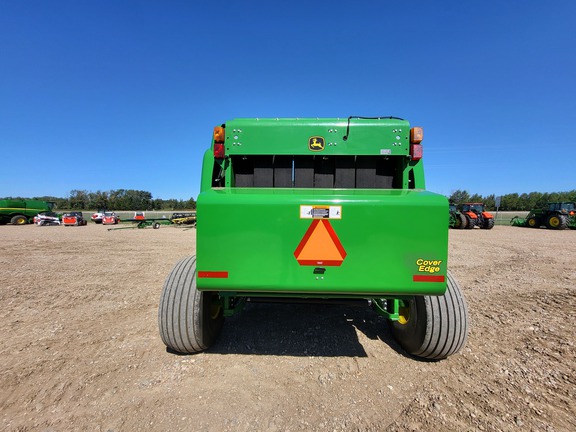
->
[1,1,574,200]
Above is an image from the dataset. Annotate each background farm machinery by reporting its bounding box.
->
[510,202,576,230]
[169,212,197,226]
[450,202,495,229]
[62,212,88,226]
[449,204,467,228]
[0,199,55,225]
[106,212,196,230]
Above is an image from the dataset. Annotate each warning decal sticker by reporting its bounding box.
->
[300,205,342,219]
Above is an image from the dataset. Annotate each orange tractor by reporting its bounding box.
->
[460,203,495,229]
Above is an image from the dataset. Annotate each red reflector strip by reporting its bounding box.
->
[413,275,445,283]
[198,271,228,278]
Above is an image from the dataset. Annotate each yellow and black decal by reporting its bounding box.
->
[308,136,325,152]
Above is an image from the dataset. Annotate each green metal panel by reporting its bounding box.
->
[0,199,53,223]
[196,188,448,296]
[197,117,445,298]
[223,118,411,156]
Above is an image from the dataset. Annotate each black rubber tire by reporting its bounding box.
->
[465,215,475,229]
[153,222,161,229]
[458,213,467,229]
[158,256,224,353]
[483,218,495,229]
[527,217,539,228]
[390,271,469,360]
[11,215,28,225]
[454,213,467,229]
[546,214,568,230]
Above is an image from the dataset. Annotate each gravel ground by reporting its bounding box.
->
[1,224,574,431]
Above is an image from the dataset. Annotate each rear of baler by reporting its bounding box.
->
[159,117,468,360]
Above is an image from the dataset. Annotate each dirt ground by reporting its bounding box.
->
[1,223,574,431]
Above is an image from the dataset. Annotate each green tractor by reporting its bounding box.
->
[511,202,576,230]
[449,203,467,229]
[158,117,469,360]
[460,203,495,229]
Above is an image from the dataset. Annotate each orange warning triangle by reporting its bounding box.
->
[294,219,347,266]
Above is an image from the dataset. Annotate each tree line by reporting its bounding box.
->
[5,188,575,212]
[448,189,576,211]
[3,189,196,211]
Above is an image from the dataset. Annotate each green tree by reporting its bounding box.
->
[448,189,470,206]
[483,194,496,210]
[469,193,483,203]
[107,189,153,210]
[501,193,519,211]
[183,197,196,210]
[89,190,109,210]
[69,190,90,210]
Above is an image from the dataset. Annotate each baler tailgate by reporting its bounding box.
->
[196,188,447,296]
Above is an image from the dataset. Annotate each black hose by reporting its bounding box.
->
[342,116,404,141]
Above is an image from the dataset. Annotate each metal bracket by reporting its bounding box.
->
[370,298,407,321]
[222,295,246,317]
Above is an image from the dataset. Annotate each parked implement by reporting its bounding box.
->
[91,210,107,224]
[158,117,469,360]
[62,212,88,226]
[107,215,171,230]
[510,202,576,229]
[460,203,495,229]
[449,204,467,229]
[102,212,120,225]
[170,212,197,226]
[34,212,61,226]
[0,199,54,225]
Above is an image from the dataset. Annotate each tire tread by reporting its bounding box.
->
[391,271,469,360]
[159,256,206,353]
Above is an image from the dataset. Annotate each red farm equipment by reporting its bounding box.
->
[460,203,495,229]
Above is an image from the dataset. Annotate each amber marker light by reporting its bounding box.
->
[213,126,225,158]
[410,126,423,143]
[213,126,225,142]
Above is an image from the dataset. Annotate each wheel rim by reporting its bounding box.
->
[398,304,410,325]
[550,217,560,228]
[209,295,222,319]
[528,219,536,227]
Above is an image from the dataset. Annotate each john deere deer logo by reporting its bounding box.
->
[308,136,325,152]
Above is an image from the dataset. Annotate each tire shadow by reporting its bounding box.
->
[207,302,408,358]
